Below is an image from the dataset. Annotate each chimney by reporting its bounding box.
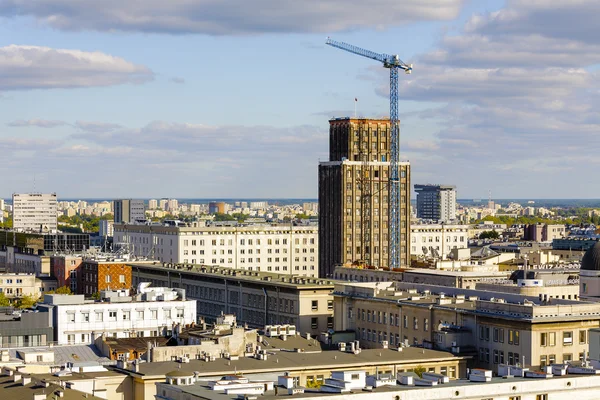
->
[21,375,31,386]
[13,373,22,383]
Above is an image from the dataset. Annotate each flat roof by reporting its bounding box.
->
[122,348,464,379]
[128,263,335,290]
[166,373,600,399]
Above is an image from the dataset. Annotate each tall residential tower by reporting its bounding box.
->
[414,184,457,222]
[12,193,58,232]
[319,118,410,277]
[113,199,146,224]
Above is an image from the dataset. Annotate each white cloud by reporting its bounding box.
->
[0,0,465,34]
[361,1,600,197]
[75,120,123,133]
[7,118,66,128]
[0,45,153,90]
[1,120,328,197]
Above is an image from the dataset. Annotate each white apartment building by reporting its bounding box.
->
[38,284,197,345]
[410,223,469,259]
[12,193,58,232]
[114,223,319,276]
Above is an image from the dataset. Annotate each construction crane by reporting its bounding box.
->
[325,38,412,269]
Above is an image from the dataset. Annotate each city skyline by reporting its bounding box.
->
[2,1,599,198]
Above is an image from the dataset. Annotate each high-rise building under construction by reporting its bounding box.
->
[318,118,410,278]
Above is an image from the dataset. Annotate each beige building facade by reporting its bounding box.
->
[334,281,600,373]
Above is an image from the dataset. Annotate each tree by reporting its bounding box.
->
[413,365,426,378]
[479,230,500,239]
[0,292,9,307]
[17,294,37,309]
[46,286,72,295]
[0,216,12,229]
[91,292,101,300]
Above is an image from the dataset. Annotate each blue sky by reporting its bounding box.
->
[1,0,598,199]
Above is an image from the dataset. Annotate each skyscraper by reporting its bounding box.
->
[414,184,457,222]
[319,118,411,278]
[12,193,58,232]
[113,199,146,224]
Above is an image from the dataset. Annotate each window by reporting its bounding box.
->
[499,328,504,343]
[109,311,117,321]
[549,354,556,364]
[563,331,573,345]
[540,355,547,368]
[119,274,125,283]
[311,318,318,329]
[123,311,130,320]
[509,397,521,400]
[95,312,103,322]
[563,353,572,363]
[151,310,158,319]
[177,309,184,318]
[311,300,318,311]
[68,313,75,322]
[493,349,499,364]
[327,300,333,310]
[540,332,547,346]
[549,332,556,346]
[82,312,89,322]
[137,310,144,319]
[105,275,111,283]
[424,318,429,332]
[579,330,587,344]
[403,315,408,328]
[413,317,418,330]
[493,328,499,342]
[536,395,548,400]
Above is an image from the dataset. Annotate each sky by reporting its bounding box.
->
[0,0,599,199]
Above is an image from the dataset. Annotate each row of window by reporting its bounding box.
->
[0,279,23,284]
[412,236,465,243]
[65,308,184,323]
[354,309,429,332]
[540,330,586,346]
[479,348,520,366]
[479,326,520,345]
[311,300,334,312]
[183,238,315,246]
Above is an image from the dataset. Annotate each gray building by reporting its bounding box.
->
[319,118,411,277]
[113,199,145,224]
[414,184,457,222]
[0,310,54,347]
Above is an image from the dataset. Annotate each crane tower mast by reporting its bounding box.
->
[325,38,412,269]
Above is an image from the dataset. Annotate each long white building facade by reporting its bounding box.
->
[114,223,319,277]
[37,284,197,345]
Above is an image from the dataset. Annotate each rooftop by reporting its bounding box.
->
[335,281,600,323]
[0,374,103,400]
[120,347,463,379]
[128,263,335,290]
[166,373,600,400]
